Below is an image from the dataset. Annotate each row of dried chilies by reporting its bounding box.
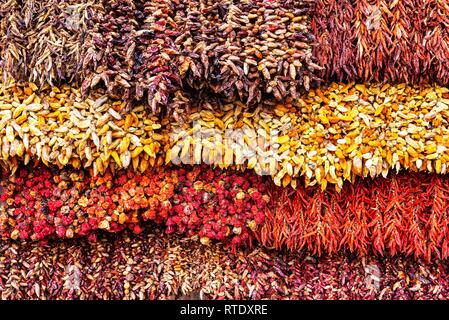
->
[2,0,449,111]
[1,229,447,300]
[2,0,449,260]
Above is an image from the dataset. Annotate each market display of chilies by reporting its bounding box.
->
[2,0,449,300]
[2,229,449,300]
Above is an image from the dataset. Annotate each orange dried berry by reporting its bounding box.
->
[119,213,128,224]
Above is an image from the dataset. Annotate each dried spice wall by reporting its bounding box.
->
[3,81,449,261]
[3,0,449,301]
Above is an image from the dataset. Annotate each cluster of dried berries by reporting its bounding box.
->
[0,0,99,86]
[260,172,449,261]
[0,164,269,246]
[1,229,449,300]
[312,0,449,84]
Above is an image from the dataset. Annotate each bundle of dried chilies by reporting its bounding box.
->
[1,229,448,300]
[169,82,449,190]
[0,82,166,174]
[259,172,449,261]
[0,0,99,86]
[172,0,319,104]
[81,0,187,114]
[312,0,449,84]
[82,0,320,111]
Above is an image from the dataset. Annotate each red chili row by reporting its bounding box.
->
[260,173,449,261]
[312,0,449,84]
